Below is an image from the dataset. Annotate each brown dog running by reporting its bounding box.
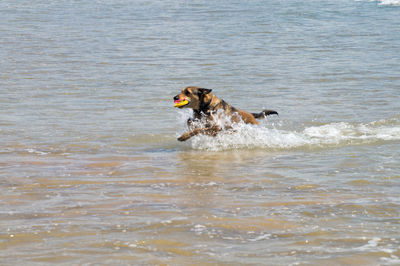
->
[173,86,278,141]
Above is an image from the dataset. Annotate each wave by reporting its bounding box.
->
[186,116,400,151]
[361,0,400,6]
[377,0,400,6]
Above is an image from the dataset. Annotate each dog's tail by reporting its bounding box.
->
[252,109,278,119]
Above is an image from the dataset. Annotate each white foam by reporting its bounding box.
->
[177,114,400,151]
[248,233,271,242]
[25,148,49,155]
[377,0,400,6]
[361,0,400,6]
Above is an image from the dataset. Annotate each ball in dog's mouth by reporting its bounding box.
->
[174,99,189,108]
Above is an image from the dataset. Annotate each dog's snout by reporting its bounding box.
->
[173,95,179,101]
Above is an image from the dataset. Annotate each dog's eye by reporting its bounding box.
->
[184,91,190,96]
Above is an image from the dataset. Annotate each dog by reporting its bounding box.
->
[173,86,278,141]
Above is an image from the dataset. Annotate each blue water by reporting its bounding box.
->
[1,0,400,264]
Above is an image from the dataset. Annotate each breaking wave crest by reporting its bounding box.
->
[376,0,400,6]
[359,0,400,6]
[187,116,400,151]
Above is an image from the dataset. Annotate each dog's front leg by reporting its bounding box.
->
[177,128,202,142]
[177,125,221,142]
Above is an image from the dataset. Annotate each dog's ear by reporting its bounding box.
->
[198,88,212,95]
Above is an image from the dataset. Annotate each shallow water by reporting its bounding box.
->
[1,0,400,265]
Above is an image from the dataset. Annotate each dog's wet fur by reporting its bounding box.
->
[173,86,278,141]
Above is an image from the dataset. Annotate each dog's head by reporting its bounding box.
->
[173,86,212,110]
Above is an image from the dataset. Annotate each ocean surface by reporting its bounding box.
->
[1,0,400,265]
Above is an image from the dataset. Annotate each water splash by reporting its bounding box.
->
[183,116,400,151]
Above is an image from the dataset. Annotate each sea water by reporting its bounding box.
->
[1,0,400,264]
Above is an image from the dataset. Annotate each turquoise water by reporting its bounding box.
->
[1,0,400,264]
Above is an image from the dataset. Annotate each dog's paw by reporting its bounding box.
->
[177,133,190,142]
